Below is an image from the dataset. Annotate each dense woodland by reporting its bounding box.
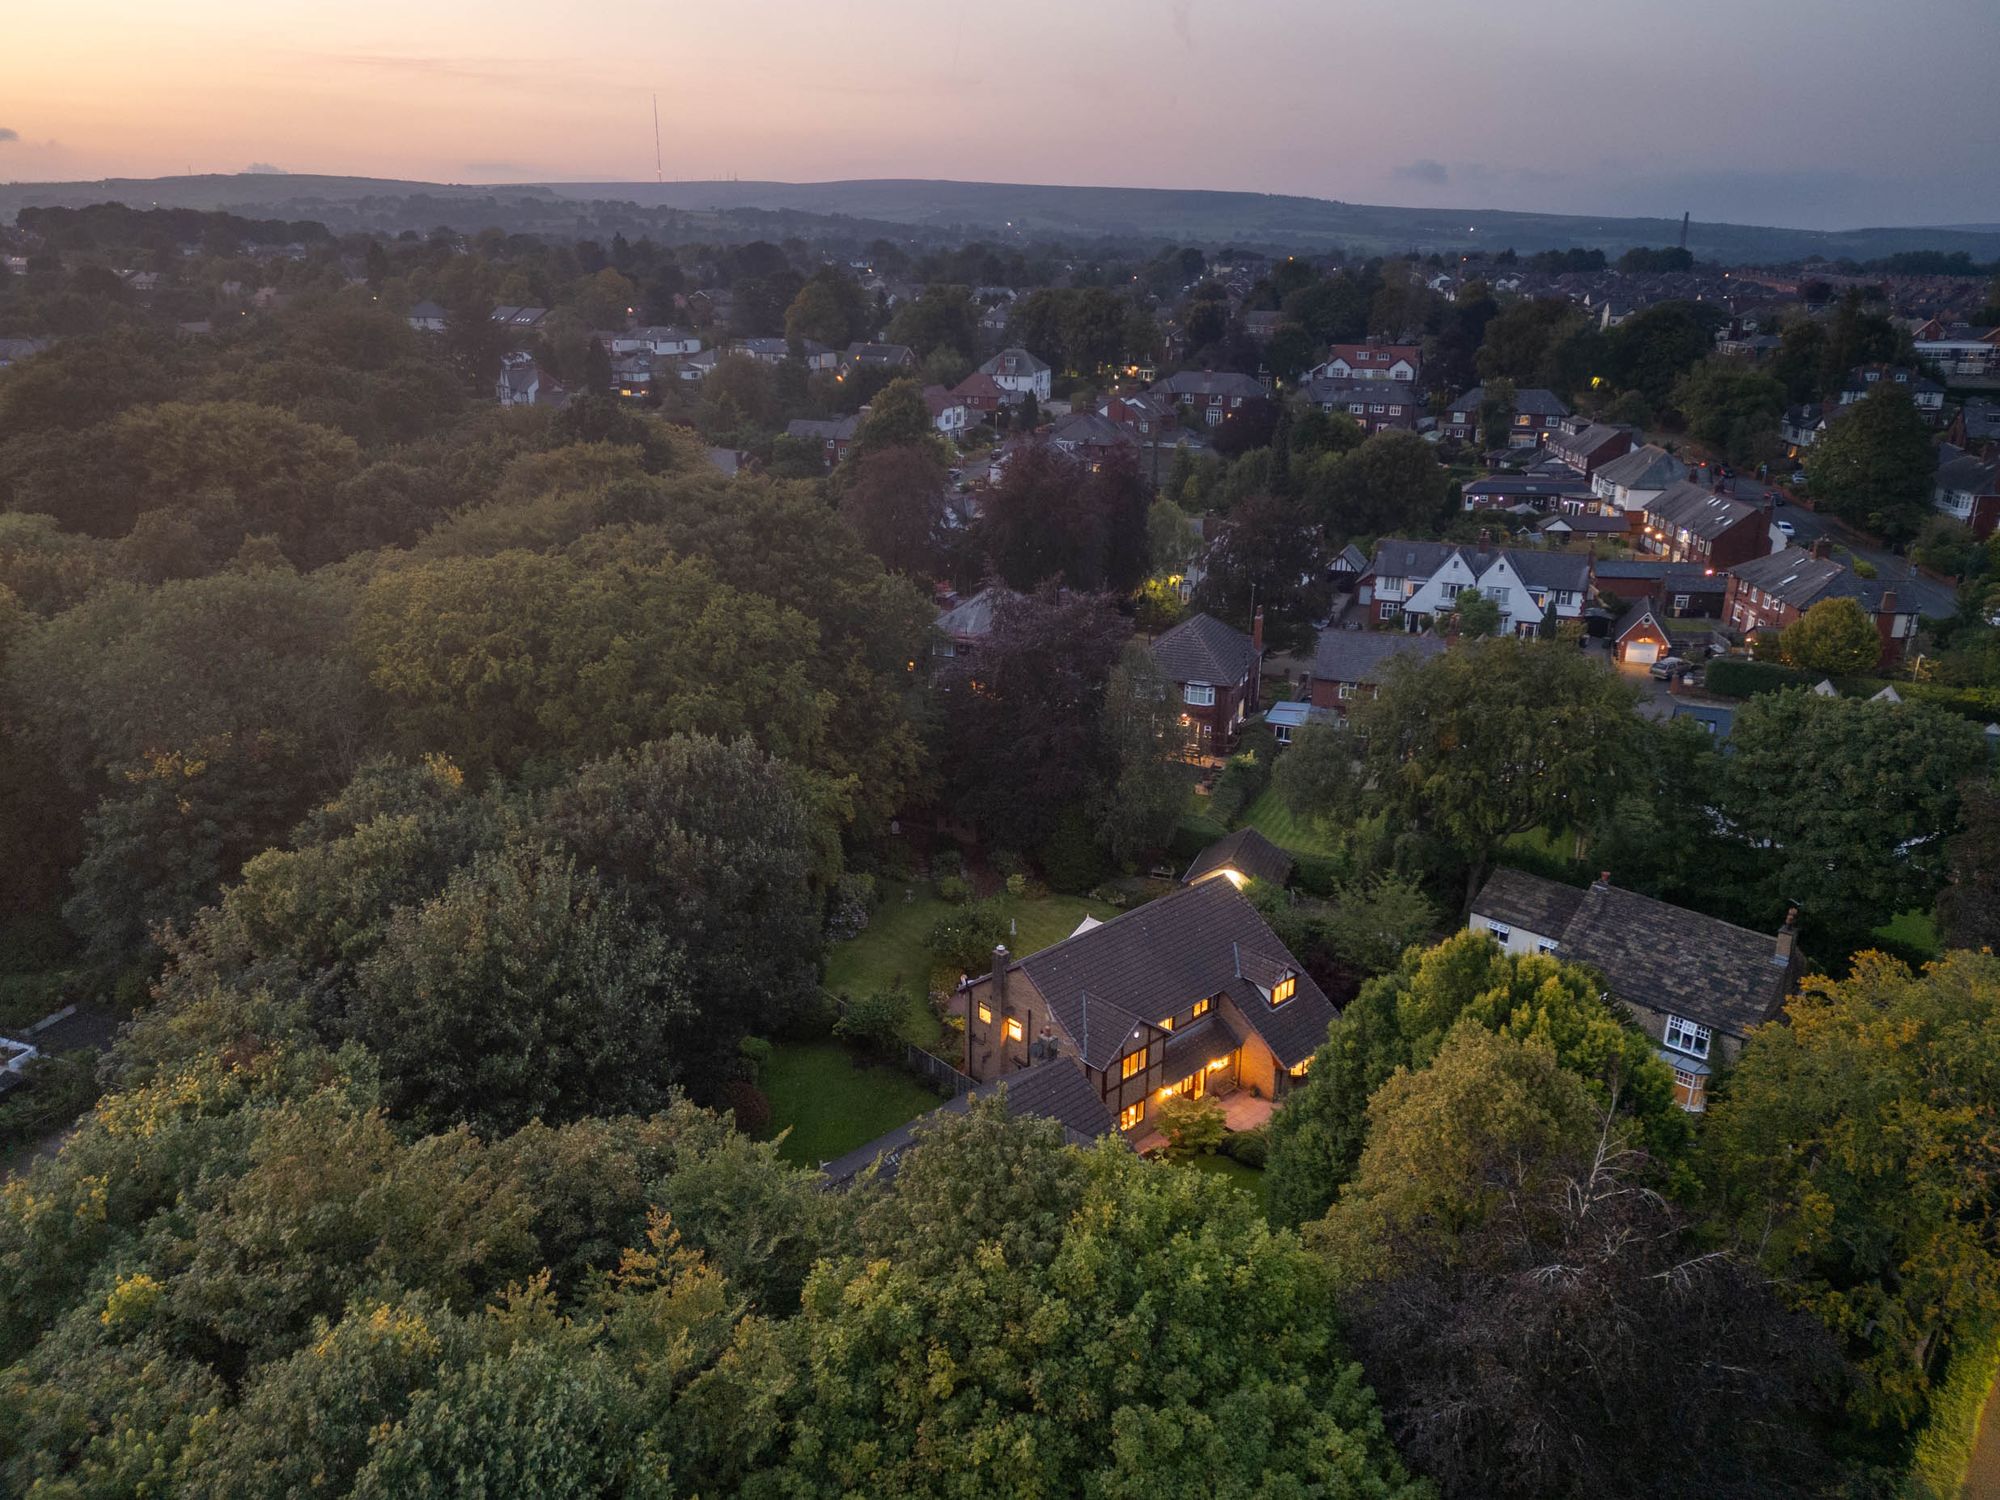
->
[0,210,1997,1496]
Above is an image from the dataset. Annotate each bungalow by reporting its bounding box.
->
[1469,868,1800,1111]
[1150,611,1262,757]
[1537,511,1633,545]
[1932,445,2000,539]
[406,299,447,333]
[1640,479,1774,571]
[1364,538,1592,636]
[1440,386,1570,446]
[785,414,861,469]
[1724,542,1922,669]
[1547,421,1635,476]
[1461,475,1596,513]
[978,347,1053,400]
[1183,828,1294,890]
[1305,341,1421,384]
[614,326,702,357]
[1297,378,1421,434]
[1308,627,1448,717]
[958,875,1339,1135]
[1151,370,1270,429]
[842,341,917,375]
[1591,444,1689,515]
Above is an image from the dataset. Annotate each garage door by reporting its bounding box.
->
[1624,640,1660,665]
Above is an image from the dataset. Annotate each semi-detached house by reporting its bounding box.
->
[1363,538,1591,637]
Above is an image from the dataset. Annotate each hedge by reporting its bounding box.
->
[1907,1318,2000,1500]
[1702,658,1813,699]
[1169,813,1227,865]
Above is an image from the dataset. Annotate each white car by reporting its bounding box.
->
[1776,520,1796,537]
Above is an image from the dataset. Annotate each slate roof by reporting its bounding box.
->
[1727,547,1905,612]
[1149,612,1258,687]
[785,415,860,442]
[1591,559,1722,585]
[819,1055,1119,1185]
[1646,479,1764,539]
[843,341,915,366]
[1463,476,1595,502]
[1152,370,1268,400]
[1184,828,1295,887]
[935,585,1015,641]
[1367,538,1590,595]
[980,347,1050,378]
[1015,878,1335,1070]
[1312,626,1448,685]
[1538,512,1631,535]
[1300,377,1419,409]
[1472,870,1791,1040]
[1552,421,1633,455]
[1332,543,1369,572]
[1447,385,1571,418]
[1595,444,1689,492]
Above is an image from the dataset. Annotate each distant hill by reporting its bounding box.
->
[5,173,1999,264]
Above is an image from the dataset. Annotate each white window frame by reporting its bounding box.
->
[1485,921,1512,944]
[1663,1014,1712,1059]
[1183,683,1216,707]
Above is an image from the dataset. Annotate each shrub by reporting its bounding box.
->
[737,1034,774,1079]
[834,989,908,1055]
[1169,813,1227,864]
[1155,1093,1228,1161]
[930,848,963,881]
[1039,806,1109,894]
[935,874,970,906]
[0,1049,102,1154]
[1703,658,1811,699]
[925,899,1007,972]
[1206,783,1247,826]
[825,871,876,941]
[724,1079,771,1135]
[1220,1126,1269,1169]
[1004,872,1027,899]
[988,849,1026,878]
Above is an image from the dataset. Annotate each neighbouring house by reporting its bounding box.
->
[1912,321,2000,381]
[1723,542,1922,669]
[1829,364,1946,421]
[951,370,1011,418]
[1149,611,1263,757]
[1469,868,1801,1111]
[1305,341,1421,384]
[1537,512,1632,545]
[734,336,837,371]
[1440,385,1571,446]
[1640,478,1775,571]
[1308,627,1448,717]
[1547,421,1635,476]
[1932,444,2000,539]
[1099,391,1178,439]
[1945,398,2000,447]
[1151,369,1270,429]
[821,1053,1120,1185]
[490,305,550,331]
[932,585,1015,661]
[1591,559,1727,618]
[841,341,917,375]
[613,326,702,357]
[1461,475,1596,512]
[1183,828,1294,889]
[609,352,655,399]
[405,299,447,333]
[1297,378,1421,433]
[674,347,721,381]
[1242,310,1285,343]
[785,414,861,469]
[1591,444,1690,515]
[1048,410,1139,468]
[922,384,971,436]
[1780,402,1832,453]
[1671,701,1736,743]
[979,347,1054,400]
[957,875,1339,1136]
[495,354,567,409]
[1362,538,1592,636]
[1262,698,1339,745]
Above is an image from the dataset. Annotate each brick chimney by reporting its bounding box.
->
[1251,606,1264,657]
[1773,908,1798,967]
[1810,537,1831,561]
[1879,589,1898,616]
[1592,869,1612,891]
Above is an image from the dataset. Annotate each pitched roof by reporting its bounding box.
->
[1367,538,1591,595]
[1726,547,1881,611]
[1645,479,1763,539]
[1552,421,1633,454]
[1149,612,1258,687]
[935,585,1015,641]
[1448,385,1571,418]
[818,1055,1119,1185]
[785,415,860,441]
[1595,444,1688,492]
[1312,626,1448,684]
[979,347,1050,378]
[1016,878,1335,1069]
[1183,828,1294,887]
[1152,370,1267,400]
[1592,559,1721,584]
[1472,870,1792,1040]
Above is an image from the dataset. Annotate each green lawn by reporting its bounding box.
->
[1874,909,1940,958]
[1183,1153,1267,1213]
[824,881,1118,1045]
[1239,787,1341,857]
[760,1042,943,1167]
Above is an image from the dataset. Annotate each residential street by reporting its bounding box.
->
[1767,491,1959,619]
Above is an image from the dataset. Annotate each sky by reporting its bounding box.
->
[3,0,1996,230]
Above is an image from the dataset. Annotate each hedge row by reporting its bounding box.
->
[1907,1318,2000,1500]
[1702,658,1812,699]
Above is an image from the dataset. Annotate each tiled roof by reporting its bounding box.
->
[1312,627,1447,685]
[785,415,860,441]
[980,347,1050,378]
[1473,870,1791,1040]
[1184,828,1294,887]
[1366,538,1589,595]
[1149,613,1257,687]
[1595,445,1688,491]
[1448,385,1571,418]
[1646,479,1763,539]
[1152,370,1267,400]
[1593,559,1720,583]
[935,585,1016,640]
[1017,879,1335,1070]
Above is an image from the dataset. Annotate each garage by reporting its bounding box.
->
[1623,639,1660,666]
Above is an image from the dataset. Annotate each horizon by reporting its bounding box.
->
[4,0,1997,234]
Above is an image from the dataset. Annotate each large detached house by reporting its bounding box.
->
[1151,370,1270,428]
[1298,378,1421,433]
[1149,612,1262,755]
[1640,479,1774,571]
[978,347,1053,400]
[1306,341,1420,383]
[1363,538,1591,636]
[1440,386,1570,446]
[1470,869,1800,1111]
[959,876,1338,1136]
[1724,543,1922,669]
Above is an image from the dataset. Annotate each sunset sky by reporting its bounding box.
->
[4,0,1995,229]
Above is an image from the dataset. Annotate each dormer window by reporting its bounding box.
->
[1271,973,1296,1006]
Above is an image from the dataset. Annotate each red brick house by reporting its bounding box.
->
[1149,611,1262,757]
[1547,421,1635,476]
[1641,479,1774,572]
[1724,543,1922,669]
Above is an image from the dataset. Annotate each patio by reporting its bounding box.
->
[1130,1087,1275,1154]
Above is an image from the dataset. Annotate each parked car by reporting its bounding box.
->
[1650,656,1691,681]
[1776,520,1796,537]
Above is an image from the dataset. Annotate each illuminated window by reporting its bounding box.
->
[1120,1051,1144,1081]
[1119,1101,1145,1131]
[1271,973,1297,1006]
[1157,1015,1175,1031]
[1207,1056,1230,1072]
[1192,997,1210,1019]
[976,1003,992,1024]
[1005,1017,1024,1043]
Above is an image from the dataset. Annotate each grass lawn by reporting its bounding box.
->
[824,881,1118,1045]
[1183,1153,1267,1213]
[1239,786,1341,857]
[760,1042,943,1167]
[1874,909,1940,957]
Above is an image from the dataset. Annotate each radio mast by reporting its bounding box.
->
[652,94,663,183]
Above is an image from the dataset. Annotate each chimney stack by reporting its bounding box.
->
[1773,908,1798,966]
[1810,537,1831,561]
[1879,589,1898,616]
[1251,606,1264,657]
[991,945,1010,1008]
[1593,869,1612,890]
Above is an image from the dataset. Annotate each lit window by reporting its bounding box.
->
[1158,1015,1175,1031]
[1271,974,1296,1006]
[1664,1015,1711,1059]
[1207,1056,1230,1072]
[977,1002,992,1024]
[1005,1017,1024,1043]
[1120,1051,1144,1081]
[1119,1101,1146,1131]
[1184,683,1216,707]
[1192,997,1210,1019]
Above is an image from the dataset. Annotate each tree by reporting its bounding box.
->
[1307,428,1449,538]
[1605,300,1722,407]
[1153,1093,1227,1160]
[850,376,936,456]
[1477,376,1517,453]
[1324,874,1437,975]
[1804,384,1935,540]
[1092,642,1186,867]
[1776,596,1884,675]
[784,267,868,347]
[1935,777,2000,950]
[884,284,978,360]
[1193,491,1329,653]
[1706,950,2000,1427]
[1672,359,1787,462]
[1448,591,1501,636]
[1145,496,1197,576]
[1352,638,1637,907]
[839,442,949,578]
[1723,689,1985,953]
[979,442,1141,592]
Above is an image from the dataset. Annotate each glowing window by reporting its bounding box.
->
[1119,1101,1146,1131]
[1192,997,1210,1019]
[977,1003,992,1024]
[1157,1015,1175,1032]
[1272,974,1297,1006]
[1005,1017,1024,1043]
[1120,1051,1144,1081]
